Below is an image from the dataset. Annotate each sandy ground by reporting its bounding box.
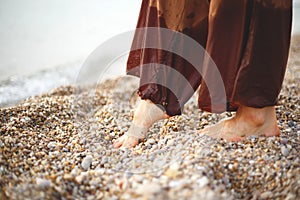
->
[0,36,299,199]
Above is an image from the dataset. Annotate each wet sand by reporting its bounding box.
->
[0,36,299,199]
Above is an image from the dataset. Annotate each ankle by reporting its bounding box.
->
[236,106,276,127]
[132,99,167,128]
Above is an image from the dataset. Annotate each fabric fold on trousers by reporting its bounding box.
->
[127,0,292,116]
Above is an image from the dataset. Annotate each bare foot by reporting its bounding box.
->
[113,99,168,148]
[199,106,280,142]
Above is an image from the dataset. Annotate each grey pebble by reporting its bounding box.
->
[81,155,93,170]
[288,120,295,127]
[125,171,133,178]
[281,138,288,145]
[248,135,257,140]
[36,178,51,188]
[281,146,289,157]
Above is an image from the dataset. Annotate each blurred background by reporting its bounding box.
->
[0,0,299,107]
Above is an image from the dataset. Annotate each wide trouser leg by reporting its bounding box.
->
[198,0,292,112]
[232,1,292,109]
[127,0,209,116]
[127,0,292,115]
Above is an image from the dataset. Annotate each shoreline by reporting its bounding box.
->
[0,34,300,109]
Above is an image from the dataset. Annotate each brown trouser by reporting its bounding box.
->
[127,0,292,116]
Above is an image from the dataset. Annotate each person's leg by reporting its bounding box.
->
[113,99,169,148]
[199,0,292,141]
[114,0,209,148]
[200,106,280,141]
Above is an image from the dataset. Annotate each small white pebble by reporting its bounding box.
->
[136,182,161,195]
[71,168,79,176]
[81,155,93,170]
[167,139,175,146]
[197,176,209,188]
[75,175,84,184]
[36,178,51,188]
[169,162,180,170]
[109,132,115,137]
[285,128,292,132]
[147,138,156,145]
[47,141,56,149]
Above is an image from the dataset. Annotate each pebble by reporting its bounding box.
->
[169,162,180,170]
[169,180,187,188]
[81,155,93,170]
[63,174,73,180]
[75,175,84,184]
[136,182,162,195]
[288,120,295,127]
[249,160,255,165]
[197,177,209,188]
[124,171,133,178]
[1,67,299,200]
[47,141,56,149]
[167,139,175,146]
[36,178,51,188]
[285,193,296,200]
[285,128,292,133]
[260,191,273,199]
[147,138,156,145]
[110,132,116,137]
[281,146,290,157]
[165,168,180,178]
[247,135,257,140]
[281,138,288,145]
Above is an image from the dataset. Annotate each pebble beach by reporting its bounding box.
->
[0,36,299,199]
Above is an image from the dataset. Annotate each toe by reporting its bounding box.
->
[121,137,139,148]
[113,135,140,149]
[113,135,126,148]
